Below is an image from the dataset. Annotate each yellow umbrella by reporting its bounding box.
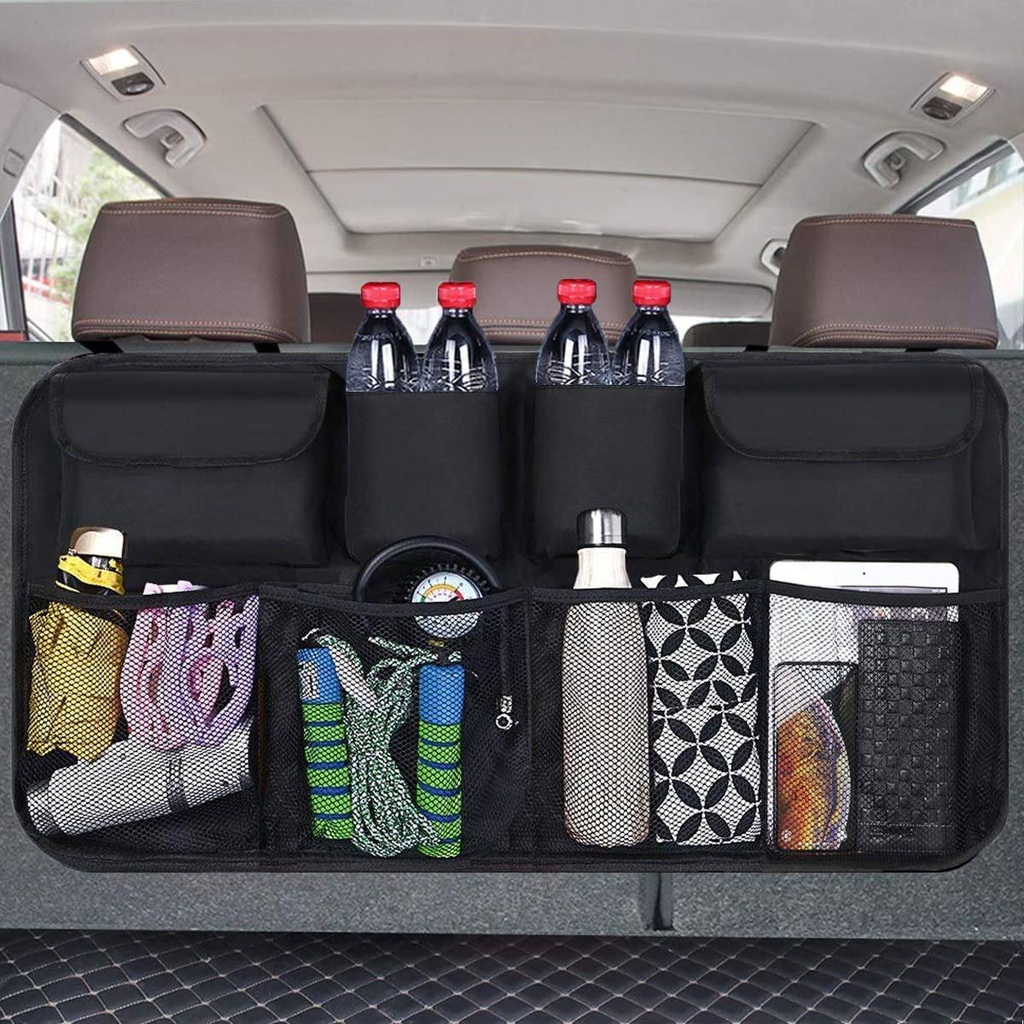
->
[27,602,127,762]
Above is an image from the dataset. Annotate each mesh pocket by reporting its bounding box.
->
[768,586,1006,866]
[260,587,528,867]
[19,585,260,866]
[529,584,765,867]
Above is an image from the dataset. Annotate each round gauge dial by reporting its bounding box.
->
[408,565,487,639]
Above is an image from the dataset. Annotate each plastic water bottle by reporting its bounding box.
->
[535,279,611,385]
[612,280,685,386]
[345,282,418,392]
[561,509,650,847]
[419,281,498,392]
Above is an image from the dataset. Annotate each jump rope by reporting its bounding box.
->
[299,538,502,859]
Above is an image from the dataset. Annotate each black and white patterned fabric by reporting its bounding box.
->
[642,572,760,845]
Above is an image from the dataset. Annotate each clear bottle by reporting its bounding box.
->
[535,278,611,386]
[561,509,650,847]
[419,281,498,392]
[612,279,685,386]
[345,282,419,392]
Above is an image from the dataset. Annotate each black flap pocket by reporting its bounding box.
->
[52,366,330,565]
[700,361,989,554]
[531,386,684,558]
[345,391,503,562]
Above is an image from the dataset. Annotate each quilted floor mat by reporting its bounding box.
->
[1,931,1023,1023]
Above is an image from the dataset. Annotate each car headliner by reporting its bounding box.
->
[0,0,1022,311]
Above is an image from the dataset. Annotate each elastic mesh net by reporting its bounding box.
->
[18,583,1005,870]
[20,591,260,861]
[258,595,528,864]
[768,593,1004,864]
[530,587,766,865]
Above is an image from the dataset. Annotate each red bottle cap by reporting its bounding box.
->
[633,279,671,307]
[438,281,477,309]
[557,278,597,305]
[361,281,401,309]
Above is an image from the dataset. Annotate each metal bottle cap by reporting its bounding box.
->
[577,508,626,548]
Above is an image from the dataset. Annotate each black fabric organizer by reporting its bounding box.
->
[11,349,1008,872]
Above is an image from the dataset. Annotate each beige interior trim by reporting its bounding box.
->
[1,1,1022,295]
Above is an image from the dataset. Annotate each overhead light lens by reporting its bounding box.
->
[939,73,989,103]
[88,48,140,76]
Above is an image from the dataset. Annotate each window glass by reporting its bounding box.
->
[0,204,25,334]
[12,120,159,341]
[914,147,1024,348]
[0,215,8,332]
[401,305,442,346]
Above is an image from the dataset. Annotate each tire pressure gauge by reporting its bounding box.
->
[352,536,502,628]
[352,537,513,733]
[407,564,490,640]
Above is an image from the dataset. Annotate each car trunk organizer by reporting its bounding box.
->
[10,350,1008,872]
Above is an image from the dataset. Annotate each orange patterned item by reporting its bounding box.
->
[776,699,850,851]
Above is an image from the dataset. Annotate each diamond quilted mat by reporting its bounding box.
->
[1,931,1023,1024]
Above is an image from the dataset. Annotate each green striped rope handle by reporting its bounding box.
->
[416,663,464,858]
[316,634,449,858]
[298,646,353,840]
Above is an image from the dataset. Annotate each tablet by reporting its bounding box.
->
[768,561,959,668]
[768,560,959,593]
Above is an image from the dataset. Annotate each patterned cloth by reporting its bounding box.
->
[642,573,761,846]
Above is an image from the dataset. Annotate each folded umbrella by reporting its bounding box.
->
[28,602,127,762]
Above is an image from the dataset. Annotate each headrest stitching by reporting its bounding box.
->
[100,207,288,220]
[788,330,997,348]
[791,332,996,348]
[478,324,547,331]
[798,215,974,229]
[76,328,300,343]
[456,249,633,266]
[479,317,628,329]
[790,322,995,345]
[103,200,284,210]
[786,337,995,354]
[73,317,303,344]
[74,317,296,328]
[479,317,566,326]
[76,327,302,343]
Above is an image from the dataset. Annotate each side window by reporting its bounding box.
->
[0,207,13,332]
[12,119,160,341]
[909,145,1024,348]
[0,204,27,337]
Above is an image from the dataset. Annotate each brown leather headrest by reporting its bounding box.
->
[683,320,770,349]
[450,245,636,345]
[72,198,311,345]
[309,293,365,346]
[769,214,998,349]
